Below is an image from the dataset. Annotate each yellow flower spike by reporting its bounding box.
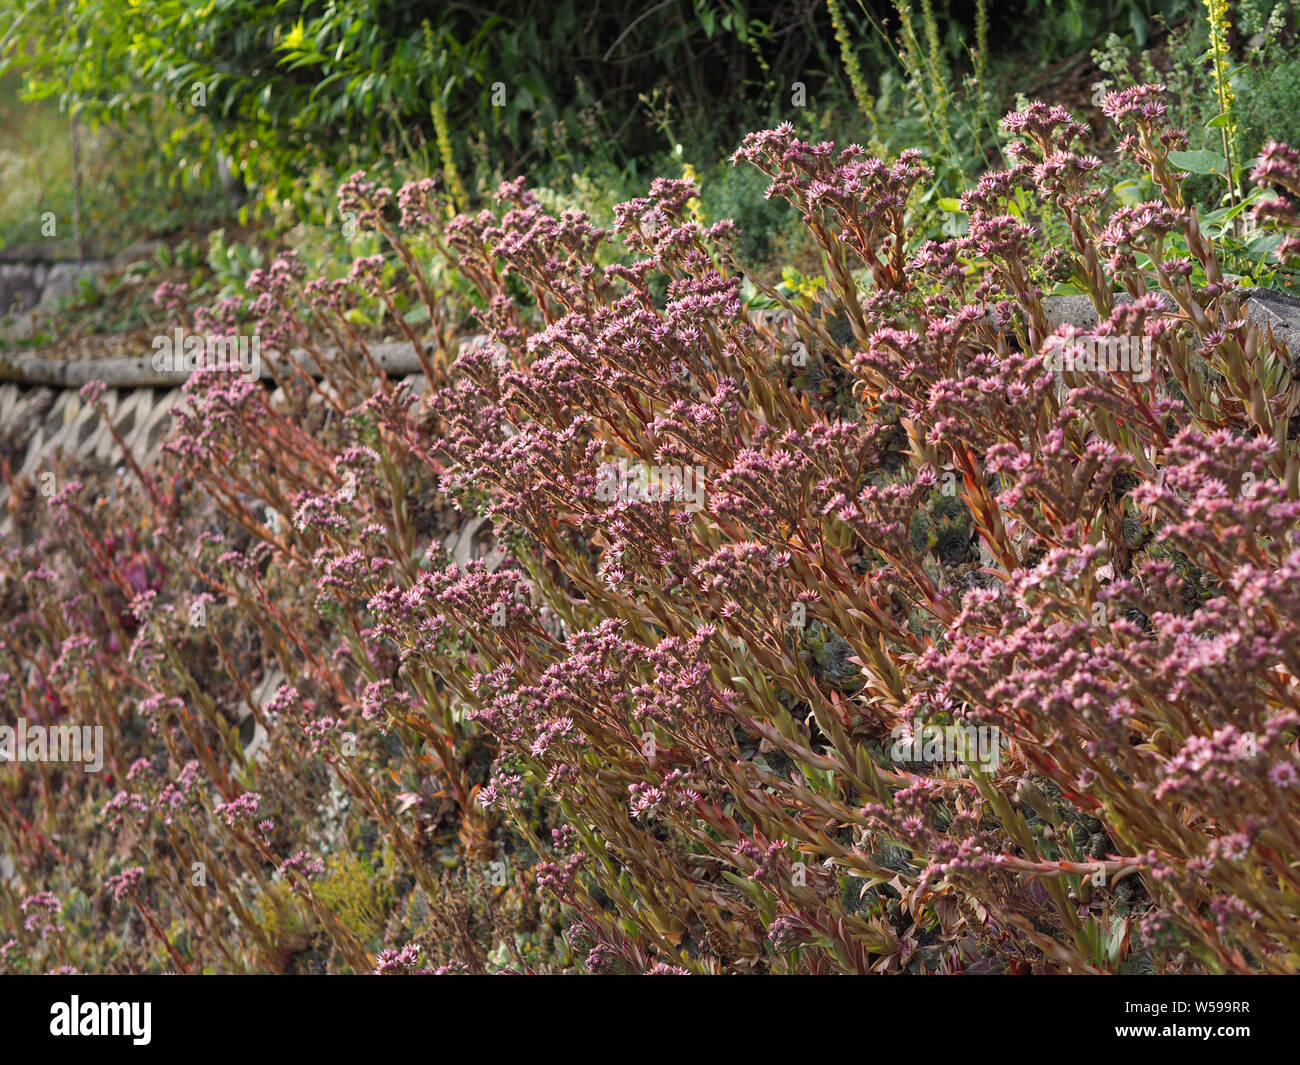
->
[1203,0,1239,204]
[682,162,705,223]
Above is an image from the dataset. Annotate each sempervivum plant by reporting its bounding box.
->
[2,82,1298,975]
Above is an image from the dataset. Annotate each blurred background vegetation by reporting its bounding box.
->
[1,0,1298,335]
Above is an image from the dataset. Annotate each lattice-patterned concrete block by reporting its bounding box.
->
[121,389,181,468]
[442,514,507,573]
[4,372,429,523]
[235,667,283,767]
[90,390,145,464]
